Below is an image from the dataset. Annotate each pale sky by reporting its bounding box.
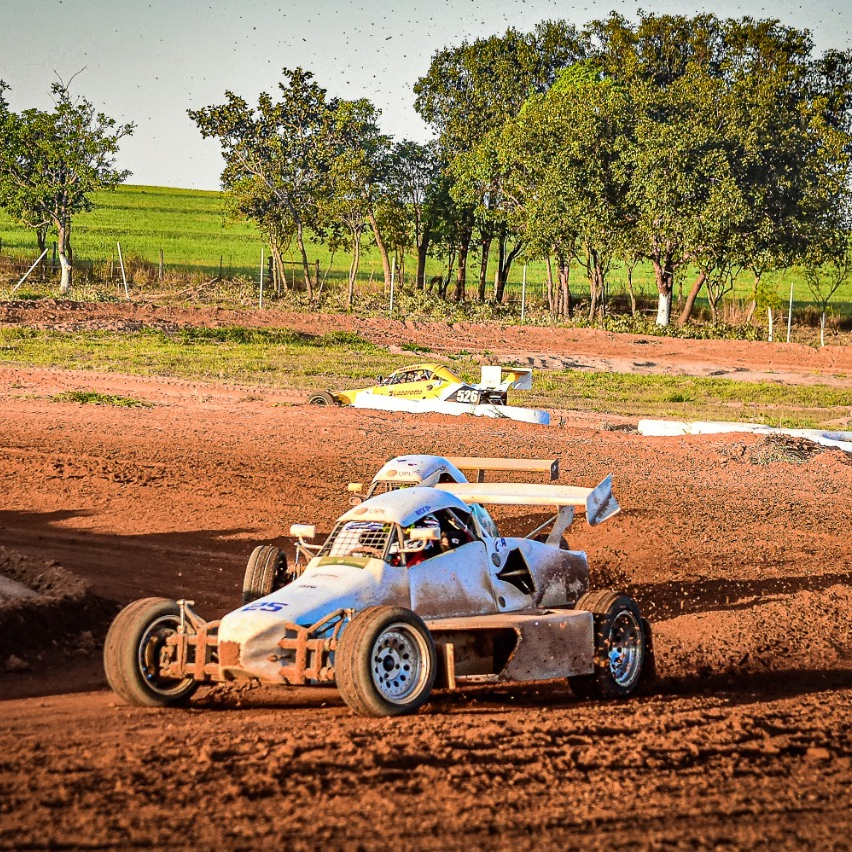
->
[2,0,849,190]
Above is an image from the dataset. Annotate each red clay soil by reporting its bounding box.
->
[0,305,851,849]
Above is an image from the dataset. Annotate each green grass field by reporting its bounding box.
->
[1,326,848,429]
[1,184,850,318]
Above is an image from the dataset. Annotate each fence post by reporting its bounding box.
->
[159,249,164,281]
[52,241,57,270]
[521,264,527,324]
[389,256,396,316]
[768,307,773,342]
[786,279,794,343]
[217,254,223,282]
[116,242,130,299]
[259,247,264,309]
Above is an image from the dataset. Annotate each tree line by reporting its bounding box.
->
[1,13,850,326]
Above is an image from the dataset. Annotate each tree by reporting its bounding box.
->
[414,21,582,301]
[190,68,344,298]
[0,76,133,293]
[384,140,442,290]
[490,61,633,318]
[584,13,852,327]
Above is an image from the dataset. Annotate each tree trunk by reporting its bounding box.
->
[57,218,72,294]
[442,249,456,299]
[270,242,287,292]
[495,239,522,304]
[477,233,492,302]
[415,227,431,291]
[295,222,314,299]
[367,209,392,291]
[626,260,638,317]
[586,249,598,321]
[744,271,761,325]
[545,256,555,314]
[556,253,573,318]
[652,257,675,326]
[454,221,473,303]
[677,271,707,327]
[347,233,361,310]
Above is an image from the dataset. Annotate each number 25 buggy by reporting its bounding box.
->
[104,475,649,717]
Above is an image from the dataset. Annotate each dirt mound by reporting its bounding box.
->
[0,547,114,663]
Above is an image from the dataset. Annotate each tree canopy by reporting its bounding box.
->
[0,76,133,292]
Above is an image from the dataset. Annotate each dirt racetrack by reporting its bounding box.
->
[1,305,851,850]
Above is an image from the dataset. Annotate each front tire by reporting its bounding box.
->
[242,545,290,605]
[570,591,646,699]
[307,391,337,405]
[335,606,436,717]
[104,598,199,707]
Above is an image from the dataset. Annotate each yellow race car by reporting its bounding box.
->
[308,363,530,407]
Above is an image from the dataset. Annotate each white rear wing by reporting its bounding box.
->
[445,456,559,482]
[436,475,620,526]
[478,366,533,391]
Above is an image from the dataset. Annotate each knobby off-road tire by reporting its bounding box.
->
[335,606,436,717]
[569,590,646,700]
[103,597,199,707]
[307,391,337,406]
[242,545,289,605]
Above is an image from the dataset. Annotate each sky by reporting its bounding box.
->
[2,0,850,191]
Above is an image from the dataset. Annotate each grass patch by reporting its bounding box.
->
[51,390,153,408]
[3,328,849,429]
[527,370,851,429]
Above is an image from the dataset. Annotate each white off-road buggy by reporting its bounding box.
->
[105,465,649,717]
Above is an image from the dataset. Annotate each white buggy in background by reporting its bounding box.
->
[105,463,649,717]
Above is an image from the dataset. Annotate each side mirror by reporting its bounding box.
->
[408,527,441,542]
[347,483,363,493]
[289,524,316,539]
[376,375,384,384]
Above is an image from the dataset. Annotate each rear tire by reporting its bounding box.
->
[242,545,290,605]
[104,598,199,707]
[336,606,436,717]
[307,391,336,405]
[570,590,646,700]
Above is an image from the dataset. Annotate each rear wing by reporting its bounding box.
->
[478,366,533,391]
[436,475,620,527]
[445,456,559,482]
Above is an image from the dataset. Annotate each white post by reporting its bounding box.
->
[116,242,129,299]
[521,264,527,324]
[768,307,773,342]
[11,248,48,294]
[786,278,794,343]
[259,247,265,309]
[389,256,396,315]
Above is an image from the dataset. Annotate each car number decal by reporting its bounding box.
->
[242,601,287,613]
[455,389,481,404]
